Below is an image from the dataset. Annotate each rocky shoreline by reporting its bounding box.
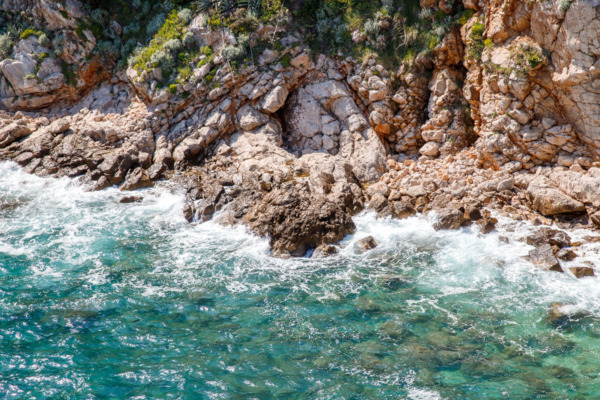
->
[1,0,600,273]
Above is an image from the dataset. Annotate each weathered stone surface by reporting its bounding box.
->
[528,178,585,216]
[529,244,562,272]
[434,209,466,230]
[526,228,571,249]
[357,236,378,252]
[569,266,595,278]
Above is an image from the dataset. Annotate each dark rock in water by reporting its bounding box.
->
[182,203,194,222]
[526,228,571,249]
[380,321,406,338]
[476,217,498,234]
[549,302,567,321]
[119,196,143,204]
[312,244,339,258]
[556,248,577,261]
[528,244,562,272]
[433,208,465,230]
[466,206,483,221]
[355,297,381,312]
[357,236,378,252]
[498,236,510,244]
[245,188,356,258]
[379,275,409,290]
[569,266,595,278]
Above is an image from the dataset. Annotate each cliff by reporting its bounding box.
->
[1,0,600,258]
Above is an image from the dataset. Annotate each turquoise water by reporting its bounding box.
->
[2,161,600,399]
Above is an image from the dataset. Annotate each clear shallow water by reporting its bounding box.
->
[2,162,600,399]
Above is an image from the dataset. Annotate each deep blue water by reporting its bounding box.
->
[2,161,600,399]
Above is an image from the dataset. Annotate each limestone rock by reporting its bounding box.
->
[527,178,585,216]
[529,244,562,272]
[434,209,466,230]
[357,236,378,252]
[569,266,595,278]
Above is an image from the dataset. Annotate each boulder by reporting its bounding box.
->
[434,209,466,230]
[357,236,378,252]
[260,85,289,113]
[527,178,585,216]
[569,266,595,278]
[120,167,153,191]
[556,249,577,261]
[312,244,339,258]
[419,142,440,157]
[119,196,143,204]
[528,244,562,272]
[391,201,416,219]
[526,228,571,249]
[238,106,269,131]
[476,217,497,234]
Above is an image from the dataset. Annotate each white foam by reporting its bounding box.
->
[3,161,600,317]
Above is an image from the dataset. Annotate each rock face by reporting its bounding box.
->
[3,0,600,258]
[0,0,104,109]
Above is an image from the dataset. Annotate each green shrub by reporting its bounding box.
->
[513,42,547,72]
[459,10,475,25]
[182,31,195,48]
[559,0,571,13]
[177,65,193,81]
[20,28,43,40]
[280,52,292,68]
[38,33,50,47]
[168,83,178,94]
[0,33,14,60]
[222,44,245,61]
[467,21,485,60]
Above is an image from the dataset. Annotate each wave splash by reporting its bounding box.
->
[2,161,600,399]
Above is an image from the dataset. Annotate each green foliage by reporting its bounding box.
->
[261,0,283,22]
[459,10,474,25]
[202,46,213,57]
[38,33,50,47]
[559,0,571,13]
[133,10,187,76]
[513,42,547,72]
[61,62,77,86]
[20,28,43,40]
[279,52,292,68]
[168,83,178,94]
[0,33,14,60]
[467,21,485,60]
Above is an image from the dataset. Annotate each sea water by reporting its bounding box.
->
[1,161,600,399]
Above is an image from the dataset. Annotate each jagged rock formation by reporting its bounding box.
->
[2,0,600,256]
